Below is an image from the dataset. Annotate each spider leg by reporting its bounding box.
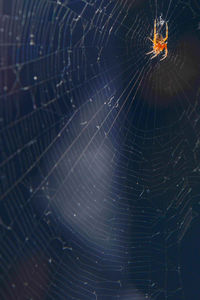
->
[146,49,154,55]
[150,52,158,59]
[160,54,166,61]
[154,19,157,43]
[162,22,168,42]
[160,45,168,61]
[148,37,154,42]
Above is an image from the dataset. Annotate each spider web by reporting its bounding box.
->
[1,0,200,299]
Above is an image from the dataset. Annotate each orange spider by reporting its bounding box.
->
[146,19,168,61]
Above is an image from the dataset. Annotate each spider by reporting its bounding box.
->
[146,19,168,61]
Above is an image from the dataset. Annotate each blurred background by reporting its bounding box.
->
[1,1,200,299]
